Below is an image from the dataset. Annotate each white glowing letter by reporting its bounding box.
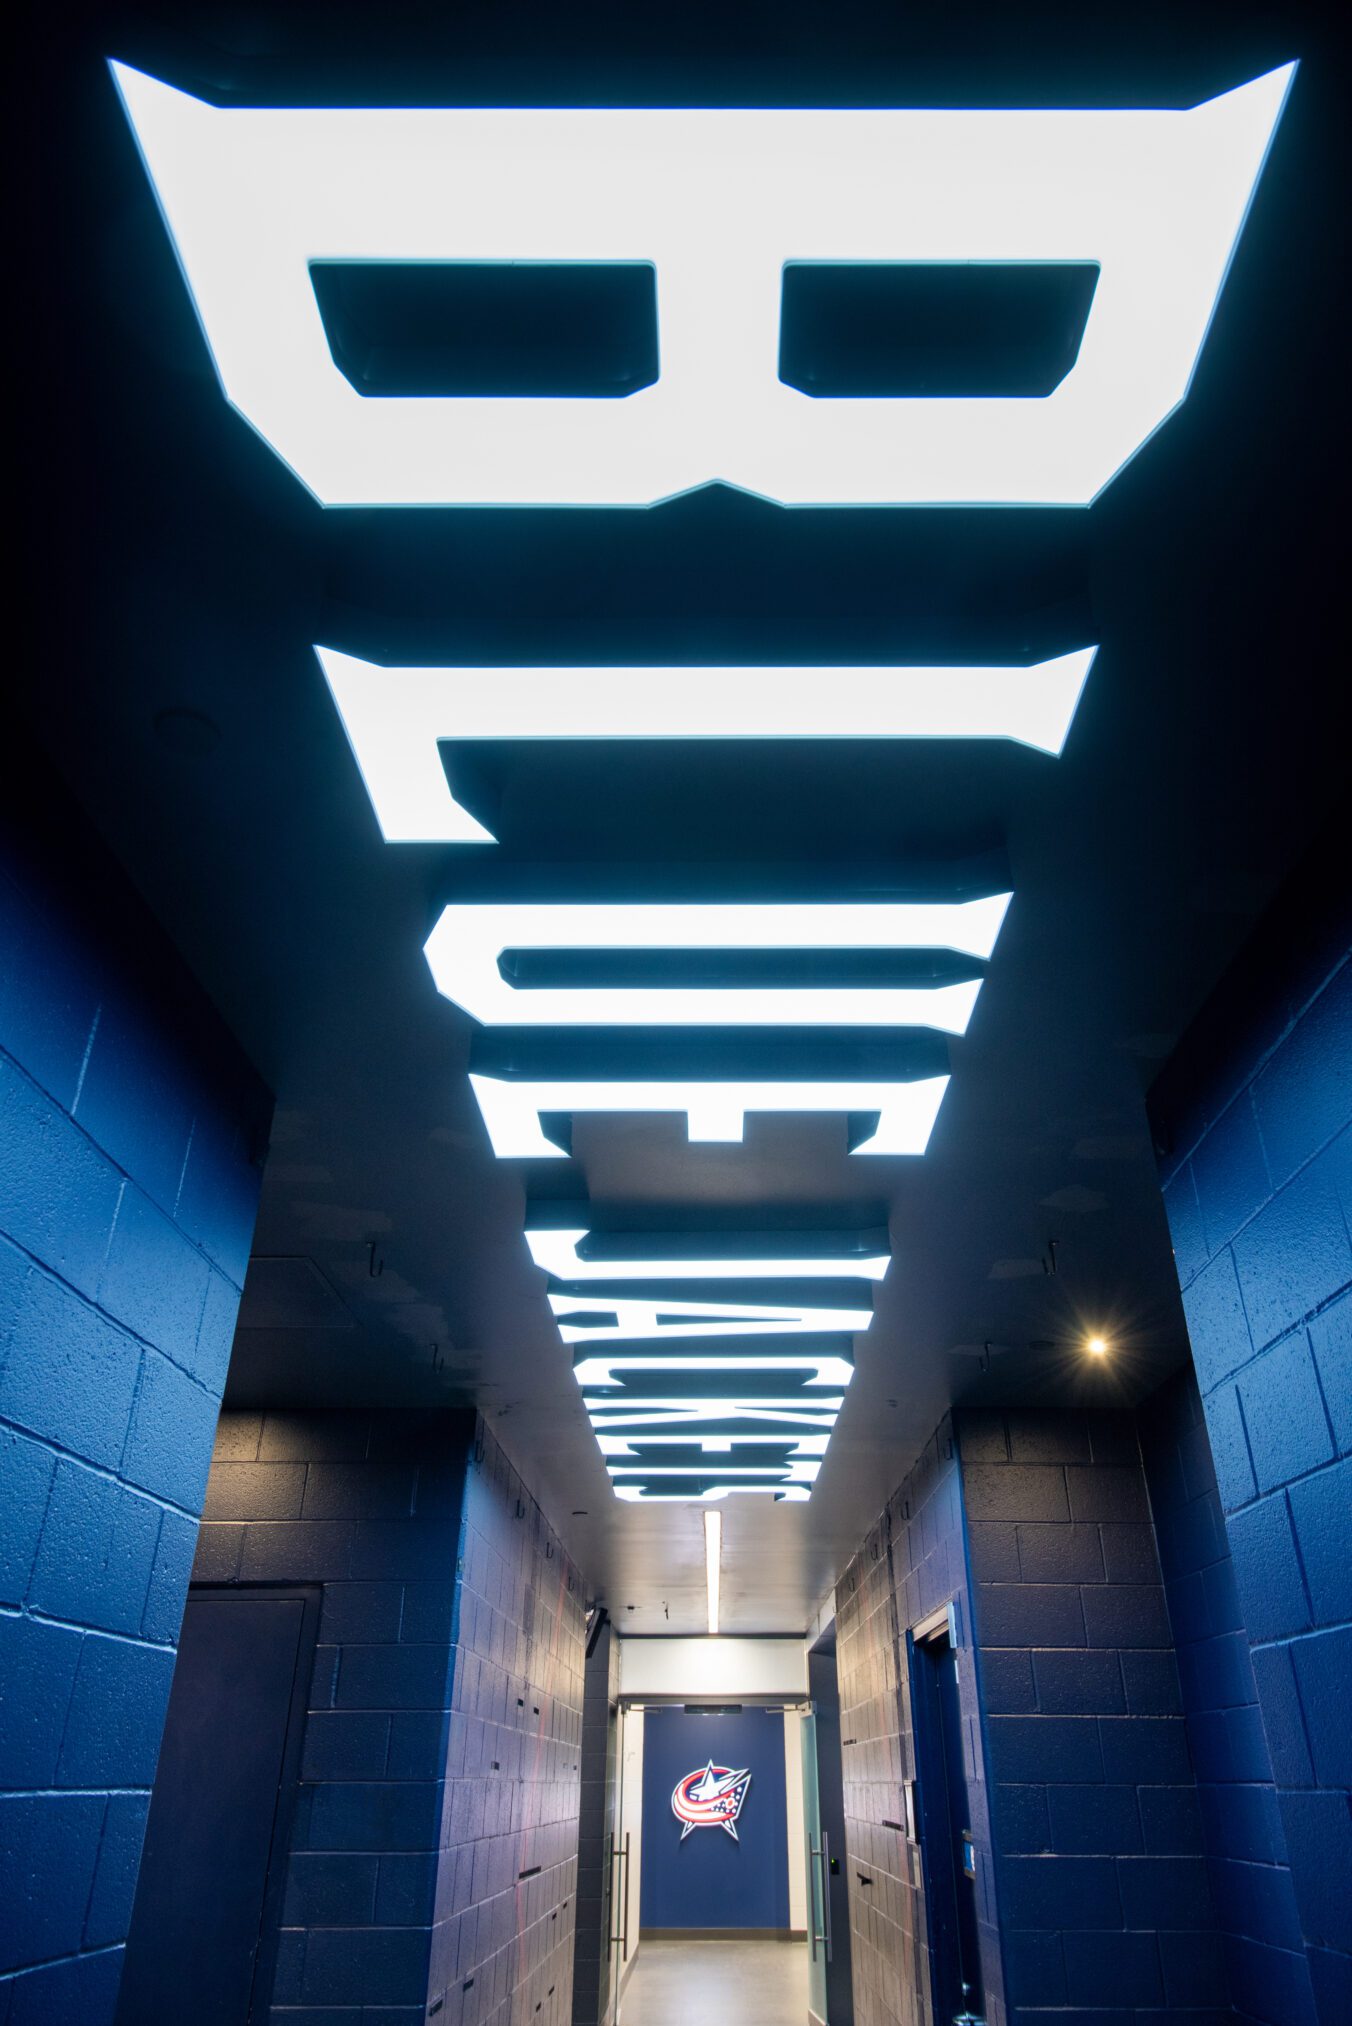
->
[113,64,1292,506]
[424,898,1007,1032]
[317,648,1096,842]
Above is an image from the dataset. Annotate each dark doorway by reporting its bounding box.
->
[807,1635,855,2026]
[910,1608,983,2026]
[116,1585,319,2026]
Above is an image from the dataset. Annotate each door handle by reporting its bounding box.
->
[621,1831,631,1963]
[821,1830,833,1963]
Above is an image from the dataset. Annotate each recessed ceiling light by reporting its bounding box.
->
[1085,1333,1110,1357]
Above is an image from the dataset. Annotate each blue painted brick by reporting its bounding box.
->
[301,1712,392,1781]
[121,1351,219,1511]
[1006,1413,1091,1463]
[319,1582,405,1645]
[28,1461,161,1636]
[0,1430,55,1605]
[1033,1649,1124,1715]
[387,1711,448,1780]
[174,1096,259,1286]
[0,1792,104,1973]
[376,1853,438,1925]
[999,1929,1064,2005]
[986,1716,1102,1783]
[191,1521,243,1581]
[334,1644,453,1712]
[1182,1249,1253,1391]
[303,1463,417,1521]
[0,879,98,1111]
[1289,1625,1352,1789]
[1082,1584,1172,1649]
[1238,1334,1336,1495]
[1199,1783,1289,1866]
[302,1781,441,1853]
[1163,1166,1209,1287]
[1137,1785,1204,1855]
[1210,1855,1306,1950]
[1099,1524,1161,1585]
[1233,1154,1352,1353]
[1201,1550,1247,1636]
[55,1632,176,1788]
[1308,1939,1352,2026]
[0,1613,82,1786]
[1177,1631,1254,1714]
[981,1648,1037,1714]
[1117,1854,1214,1929]
[1119,1651,1183,1716]
[1193,1092,1270,1257]
[0,1057,122,1300]
[993,1783,1051,1852]
[977,1584,1085,1648]
[1064,1929,1163,2005]
[966,1522,1020,1582]
[204,1460,306,1521]
[1223,1934,1319,2026]
[1249,1643,1315,1785]
[0,1268,139,1470]
[1307,1294,1351,1454]
[282,1853,379,1927]
[98,1183,212,1370]
[998,1855,1120,1929]
[1158,1927,1228,2005]
[83,1792,150,1951]
[1065,1465,1149,1524]
[299,1924,429,2004]
[1046,1784,1142,1855]
[962,1464,1069,1524]
[349,1521,463,1582]
[1205,1381,1259,1507]
[140,1509,198,1643]
[193,1269,246,1393]
[72,990,195,1217]
[1252,963,1352,1191]
[1286,1457,1352,1624]
[1015,1522,1104,1582]
[1098,1716,1191,1784]
[1226,1492,1311,1642]
[5,1946,125,2026]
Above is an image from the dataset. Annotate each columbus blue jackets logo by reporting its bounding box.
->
[671,1760,753,1841]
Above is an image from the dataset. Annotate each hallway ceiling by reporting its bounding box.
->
[20,0,1344,1630]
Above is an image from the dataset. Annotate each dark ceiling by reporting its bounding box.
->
[18,0,1345,1632]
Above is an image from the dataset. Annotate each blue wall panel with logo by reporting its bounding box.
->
[639,1707,789,1931]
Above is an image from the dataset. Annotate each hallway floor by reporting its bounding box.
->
[618,1938,809,2025]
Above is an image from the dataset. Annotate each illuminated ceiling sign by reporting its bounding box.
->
[572,1347,855,1393]
[468,1069,950,1156]
[524,1220,892,1283]
[316,649,1096,842]
[673,1762,753,1839]
[552,1291,873,1343]
[424,898,1009,1033]
[112,64,1292,507]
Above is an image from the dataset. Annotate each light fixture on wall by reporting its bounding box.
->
[317,649,1095,841]
[705,1510,722,1636]
[1084,1333,1110,1357]
[111,64,1293,507]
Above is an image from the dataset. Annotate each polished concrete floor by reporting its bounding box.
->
[618,1937,809,2025]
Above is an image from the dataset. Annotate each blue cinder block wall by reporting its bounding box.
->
[1149,874,1351,2026]
[0,761,271,2022]
[193,1408,584,2026]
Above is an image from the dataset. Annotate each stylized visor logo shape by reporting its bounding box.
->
[112,64,1292,506]
[672,1760,752,1839]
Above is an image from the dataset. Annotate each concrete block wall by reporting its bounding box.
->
[959,1405,1224,2026]
[572,1616,620,2026]
[1140,1369,1313,2026]
[835,1416,995,2026]
[1150,884,1350,2026]
[0,764,270,2023]
[194,1410,584,2026]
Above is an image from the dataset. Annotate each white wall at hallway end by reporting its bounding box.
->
[618,1637,808,1700]
[784,1713,808,1934]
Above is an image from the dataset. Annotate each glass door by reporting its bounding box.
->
[801,1711,831,2025]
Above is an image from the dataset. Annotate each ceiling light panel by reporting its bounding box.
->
[113,64,1292,506]
[525,1222,891,1283]
[317,649,1096,842]
[425,898,1006,1032]
[468,1069,950,1157]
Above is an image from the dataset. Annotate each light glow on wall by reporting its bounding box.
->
[469,1070,950,1157]
[425,898,1008,1030]
[317,648,1096,842]
[112,64,1293,506]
